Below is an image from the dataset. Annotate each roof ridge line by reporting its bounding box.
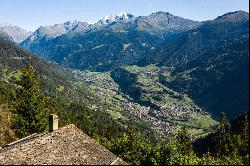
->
[6,133,38,146]
[1,133,43,149]
[110,157,121,165]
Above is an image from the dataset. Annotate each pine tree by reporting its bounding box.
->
[13,63,48,138]
[176,126,193,154]
[168,126,200,165]
[216,112,233,157]
[241,113,249,145]
[239,113,249,160]
[109,129,154,165]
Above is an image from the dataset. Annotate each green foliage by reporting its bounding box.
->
[108,127,201,165]
[216,112,234,156]
[169,143,200,165]
[239,113,249,157]
[176,126,193,154]
[194,112,249,165]
[13,64,49,138]
[167,126,200,165]
[108,130,154,165]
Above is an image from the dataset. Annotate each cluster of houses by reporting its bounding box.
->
[77,70,210,137]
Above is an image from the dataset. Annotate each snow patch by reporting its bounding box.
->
[98,12,134,24]
[123,43,131,50]
[92,44,105,49]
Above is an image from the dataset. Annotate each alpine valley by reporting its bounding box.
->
[20,10,249,117]
[0,10,249,165]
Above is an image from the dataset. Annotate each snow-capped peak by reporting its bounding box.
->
[101,15,116,24]
[63,20,79,30]
[115,12,134,20]
[99,12,134,24]
[64,20,79,26]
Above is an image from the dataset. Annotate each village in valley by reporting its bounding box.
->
[72,64,217,138]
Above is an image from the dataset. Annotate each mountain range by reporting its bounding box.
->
[20,11,199,71]
[0,22,31,44]
[0,10,249,119]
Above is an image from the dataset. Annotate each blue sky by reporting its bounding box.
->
[0,0,249,31]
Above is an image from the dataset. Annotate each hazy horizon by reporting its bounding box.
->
[0,0,249,31]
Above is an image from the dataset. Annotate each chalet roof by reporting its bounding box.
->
[0,124,126,165]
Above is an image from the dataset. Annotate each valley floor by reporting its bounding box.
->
[73,64,218,138]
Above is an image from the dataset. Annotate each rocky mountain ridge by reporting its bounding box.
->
[0,22,31,43]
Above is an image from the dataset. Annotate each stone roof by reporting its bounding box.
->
[0,124,127,165]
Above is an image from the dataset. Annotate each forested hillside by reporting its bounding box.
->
[138,11,249,117]
[0,37,155,147]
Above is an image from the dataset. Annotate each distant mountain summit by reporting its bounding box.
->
[26,20,85,40]
[63,20,80,30]
[115,12,134,20]
[132,11,200,35]
[0,21,31,44]
[214,10,249,22]
[97,12,135,24]
[21,20,90,49]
